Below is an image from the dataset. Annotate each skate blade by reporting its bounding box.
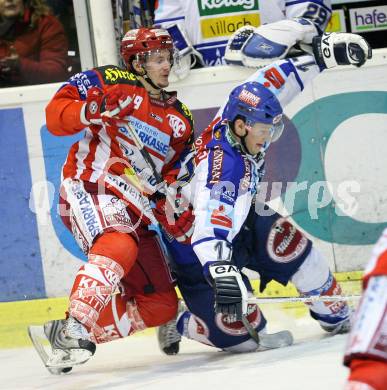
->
[46,348,92,368]
[258,330,294,350]
[28,325,89,373]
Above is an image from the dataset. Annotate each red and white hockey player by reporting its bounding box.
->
[29,27,194,374]
[344,229,387,390]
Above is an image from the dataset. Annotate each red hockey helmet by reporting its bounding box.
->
[120,27,174,67]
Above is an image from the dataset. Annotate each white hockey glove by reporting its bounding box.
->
[225,18,318,68]
[207,261,248,320]
[312,32,372,69]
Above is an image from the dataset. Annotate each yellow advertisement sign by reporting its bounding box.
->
[201,13,260,39]
[326,10,346,33]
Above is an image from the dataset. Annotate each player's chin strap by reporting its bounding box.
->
[132,62,165,95]
[143,72,164,93]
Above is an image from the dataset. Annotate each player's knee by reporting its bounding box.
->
[90,231,138,275]
[136,290,178,327]
[291,247,330,292]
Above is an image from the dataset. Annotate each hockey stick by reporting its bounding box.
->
[116,120,181,214]
[118,120,164,184]
[241,315,260,344]
[241,315,294,349]
[247,294,361,304]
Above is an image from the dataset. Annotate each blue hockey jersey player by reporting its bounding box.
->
[154,0,332,77]
[154,31,371,354]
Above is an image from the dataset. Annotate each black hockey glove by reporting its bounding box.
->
[312,32,372,70]
[207,261,248,321]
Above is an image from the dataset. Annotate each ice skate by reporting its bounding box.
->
[28,316,96,374]
[157,300,185,355]
[321,317,351,335]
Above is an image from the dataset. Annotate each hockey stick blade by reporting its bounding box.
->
[247,294,361,304]
[258,330,294,350]
[241,315,293,349]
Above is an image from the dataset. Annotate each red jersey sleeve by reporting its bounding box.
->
[45,67,107,136]
[46,84,87,136]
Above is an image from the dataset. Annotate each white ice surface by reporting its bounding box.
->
[0,306,350,390]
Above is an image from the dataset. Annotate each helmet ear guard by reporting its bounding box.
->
[131,57,147,75]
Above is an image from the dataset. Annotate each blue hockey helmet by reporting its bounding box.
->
[223,81,283,128]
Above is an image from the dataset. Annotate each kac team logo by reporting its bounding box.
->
[167,114,186,138]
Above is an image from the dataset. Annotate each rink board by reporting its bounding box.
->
[0,273,361,348]
[0,50,386,304]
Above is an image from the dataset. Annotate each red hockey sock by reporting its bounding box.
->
[135,290,178,327]
[68,232,138,330]
[347,359,387,390]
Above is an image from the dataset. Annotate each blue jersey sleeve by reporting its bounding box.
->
[246,55,320,108]
[61,69,102,100]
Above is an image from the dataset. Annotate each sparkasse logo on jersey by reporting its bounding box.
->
[198,0,259,16]
[350,6,387,33]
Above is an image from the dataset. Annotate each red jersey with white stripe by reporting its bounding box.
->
[46,65,194,222]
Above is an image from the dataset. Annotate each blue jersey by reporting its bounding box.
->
[154,0,332,66]
[165,54,321,271]
[184,122,265,266]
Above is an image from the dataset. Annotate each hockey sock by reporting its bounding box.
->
[347,359,387,390]
[68,232,138,330]
[291,248,349,327]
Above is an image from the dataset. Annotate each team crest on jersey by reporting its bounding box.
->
[167,114,186,138]
[215,304,261,336]
[267,218,308,263]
